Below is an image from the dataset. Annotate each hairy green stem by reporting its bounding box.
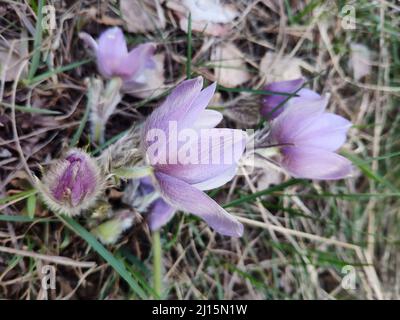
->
[152,230,162,298]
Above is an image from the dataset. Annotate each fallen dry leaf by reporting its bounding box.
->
[120,0,166,33]
[349,43,371,81]
[167,0,238,36]
[211,43,250,88]
[0,37,28,82]
[259,52,303,82]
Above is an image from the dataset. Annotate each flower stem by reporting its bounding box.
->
[152,230,162,298]
[93,122,103,145]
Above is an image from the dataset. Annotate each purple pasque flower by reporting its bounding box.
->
[261,78,321,120]
[140,76,247,237]
[36,149,103,216]
[269,94,353,180]
[79,27,156,92]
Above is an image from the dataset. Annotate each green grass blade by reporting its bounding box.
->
[58,215,149,299]
[0,189,37,205]
[1,102,61,115]
[343,151,399,192]
[0,215,53,223]
[217,85,297,96]
[69,97,90,147]
[26,59,91,85]
[91,130,129,155]
[26,194,37,218]
[28,0,44,80]
[223,179,305,208]
[0,215,36,222]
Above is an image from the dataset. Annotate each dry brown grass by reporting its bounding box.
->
[0,0,399,300]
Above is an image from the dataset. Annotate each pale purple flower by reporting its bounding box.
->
[269,95,353,180]
[261,78,321,120]
[140,76,247,237]
[36,149,103,216]
[79,27,156,92]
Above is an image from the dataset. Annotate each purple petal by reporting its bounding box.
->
[293,113,352,151]
[139,176,155,195]
[292,88,321,102]
[143,77,208,165]
[157,128,247,187]
[192,165,238,191]
[281,146,353,180]
[142,77,204,143]
[118,43,156,81]
[193,109,223,129]
[154,172,243,237]
[147,198,176,230]
[270,95,329,144]
[261,78,304,120]
[97,27,128,78]
[180,82,217,128]
[51,150,98,205]
[79,32,98,53]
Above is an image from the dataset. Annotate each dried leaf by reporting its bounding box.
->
[120,0,166,33]
[179,17,232,36]
[182,0,237,23]
[211,43,250,88]
[167,0,238,36]
[259,52,303,82]
[0,37,28,82]
[349,43,371,81]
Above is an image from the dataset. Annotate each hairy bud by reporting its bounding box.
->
[36,149,104,216]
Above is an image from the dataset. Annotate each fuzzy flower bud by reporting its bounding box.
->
[36,149,104,216]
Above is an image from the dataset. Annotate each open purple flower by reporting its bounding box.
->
[140,76,247,237]
[36,149,103,216]
[79,27,156,92]
[269,94,353,180]
[261,78,321,120]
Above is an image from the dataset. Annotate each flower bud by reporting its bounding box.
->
[36,149,104,216]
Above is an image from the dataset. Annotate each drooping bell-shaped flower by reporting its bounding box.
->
[261,78,321,120]
[139,76,247,237]
[269,94,353,180]
[79,27,156,92]
[36,149,104,216]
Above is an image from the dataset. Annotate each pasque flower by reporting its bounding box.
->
[79,27,156,92]
[261,78,321,120]
[139,76,247,237]
[269,94,353,180]
[36,149,103,216]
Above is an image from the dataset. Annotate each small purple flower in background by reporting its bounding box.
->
[79,27,156,92]
[261,78,321,120]
[269,94,353,180]
[36,149,103,216]
[139,76,247,237]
